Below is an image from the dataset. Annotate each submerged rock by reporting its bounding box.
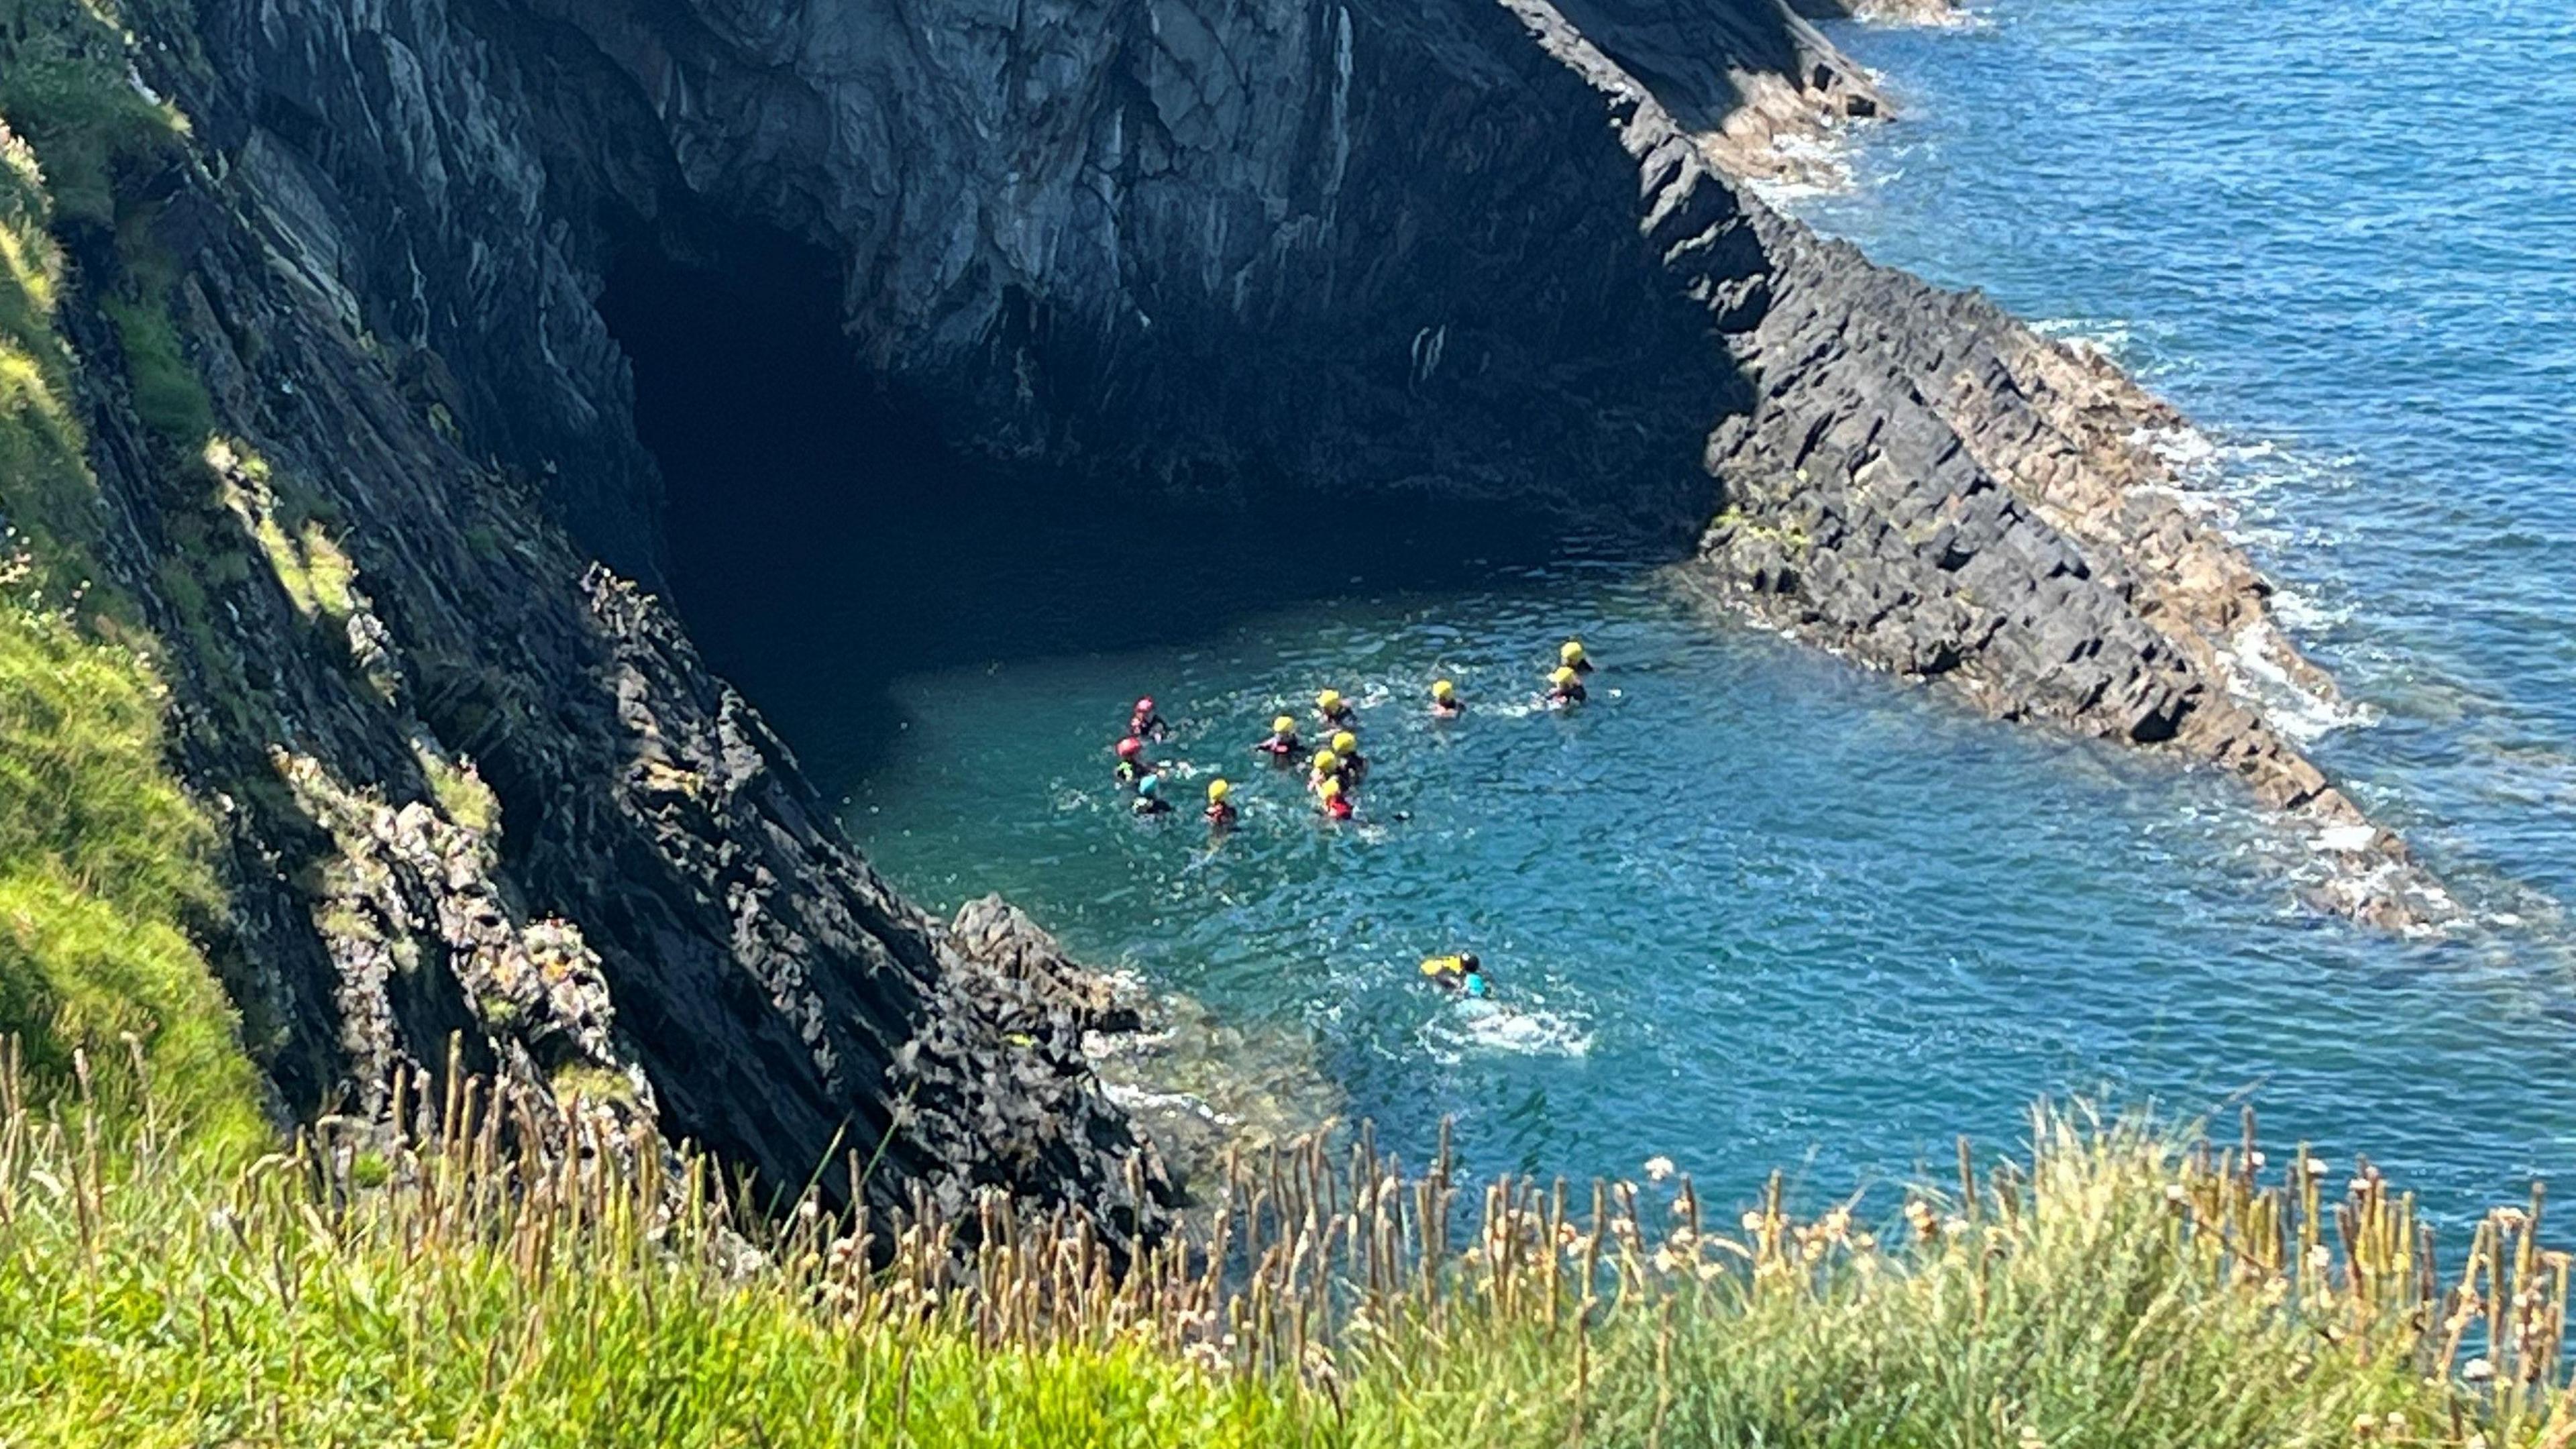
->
[943,896,1341,1199]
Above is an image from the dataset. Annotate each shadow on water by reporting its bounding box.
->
[596,220,1629,788]
[591,220,2576,1229]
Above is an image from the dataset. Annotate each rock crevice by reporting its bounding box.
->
[21,0,2422,1235]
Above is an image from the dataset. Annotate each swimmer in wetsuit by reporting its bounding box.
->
[1420,952,1489,999]
[1330,730,1366,785]
[1317,774,1353,821]
[1113,735,1149,786]
[1253,714,1301,761]
[1307,748,1344,793]
[1132,771,1173,816]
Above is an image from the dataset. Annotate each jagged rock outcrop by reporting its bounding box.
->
[1687,225,2426,922]
[947,897,1340,1199]
[16,0,2420,1238]
[62,0,1831,1234]
[47,33,1171,1236]
[210,0,1765,569]
[1497,0,2436,925]
[947,895,1142,1038]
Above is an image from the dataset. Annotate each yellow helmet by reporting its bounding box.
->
[1332,731,1358,755]
[1560,640,1585,664]
[1317,689,1342,710]
[1432,679,1456,700]
[1320,776,1344,800]
[1208,778,1232,802]
[1313,749,1340,772]
[1271,714,1296,735]
[1552,666,1577,687]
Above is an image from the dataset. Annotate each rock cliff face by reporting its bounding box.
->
[25,0,2416,1224]
[213,0,1767,567]
[74,179,1171,1235]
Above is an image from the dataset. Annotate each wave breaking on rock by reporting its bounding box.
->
[1507,0,2445,929]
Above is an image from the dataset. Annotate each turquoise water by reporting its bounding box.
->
[773,1,2576,1217]
[1790,0,2576,911]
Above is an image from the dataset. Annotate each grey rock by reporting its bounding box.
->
[29,0,2436,1248]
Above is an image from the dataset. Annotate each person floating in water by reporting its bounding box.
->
[1317,774,1353,821]
[1130,696,1170,741]
[1308,747,1344,793]
[1132,771,1173,816]
[1421,952,1489,999]
[1331,729,1366,785]
[1560,640,1594,676]
[1316,688,1355,728]
[1114,735,1149,786]
[1253,714,1301,761]
[1546,665,1587,708]
[1430,678,1463,718]
[1204,777,1237,830]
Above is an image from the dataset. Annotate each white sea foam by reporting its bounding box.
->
[2265,583,2357,636]
[2033,317,2135,355]
[1746,131,1863,205]
[2131,417,2383,743]
[2223,622,2380,745]
[1860,1,1993,32]
[1421,1000,1594,1063]
[1102,1081,1232,1125]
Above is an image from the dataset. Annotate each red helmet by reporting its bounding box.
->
[1116,737,1144,759]
[1134,696,1155,714]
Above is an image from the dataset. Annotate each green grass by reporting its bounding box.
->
[102,285,214,447]
[2,1069,2566,1447]
[213,440,362,623]
[0,0,189,232]
[3,0,215,464]
[414,741,500,833]
[0,83,258,1151]
[0,604,248,1123]
[0,8,2570,1445]
[0,481,260,1159]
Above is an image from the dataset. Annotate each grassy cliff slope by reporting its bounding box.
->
[0,0,260,1154]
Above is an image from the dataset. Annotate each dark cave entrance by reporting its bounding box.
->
[597,221,1585,790]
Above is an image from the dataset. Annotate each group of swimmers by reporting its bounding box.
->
[1104,642,1597,996]
[1107,639,1596,828]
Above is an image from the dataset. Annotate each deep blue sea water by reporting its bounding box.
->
[804,0,2576,1220]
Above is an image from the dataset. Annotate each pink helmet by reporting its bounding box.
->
[1116,737,1144,759]
[1134,696,1155,714]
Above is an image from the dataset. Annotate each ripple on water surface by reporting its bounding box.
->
[848,566,2576,1222]
[1792,0,2576,916]
[800,0,2576,1224]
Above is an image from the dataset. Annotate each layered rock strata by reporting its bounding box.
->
[1499,0,2436,924]
[13,0,2428,1240]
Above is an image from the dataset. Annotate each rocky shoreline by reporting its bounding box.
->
[12,0,2432,1235]
[1691,235,2440,927]
[949,897,1344,1199]
[1501,0,2438,927]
